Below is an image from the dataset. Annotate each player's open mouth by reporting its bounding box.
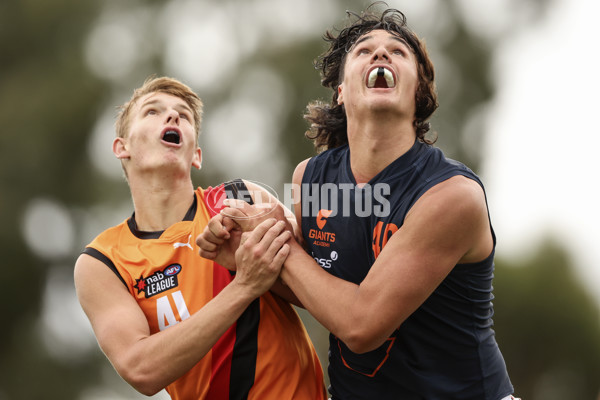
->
[367,67,395,88]
[162,129,181,145]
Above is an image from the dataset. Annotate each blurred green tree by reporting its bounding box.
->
[494,240,600,400]
[1,0,597,399]
[0,0,108,398]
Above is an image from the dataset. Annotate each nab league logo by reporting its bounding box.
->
[134,264,182,298]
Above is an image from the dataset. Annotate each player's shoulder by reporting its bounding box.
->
[433,174,483,197]
[292,158,312,184]
[411,175,486,221]
[74,245,122,293]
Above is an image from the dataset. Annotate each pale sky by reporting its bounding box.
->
[480,0,600,303]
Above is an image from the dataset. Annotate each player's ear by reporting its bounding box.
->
[337,83,344,105]
[113,137,130,160]
[192,147,202,170]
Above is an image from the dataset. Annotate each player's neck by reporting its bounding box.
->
[128,173,195,232]
[347,117,416,185]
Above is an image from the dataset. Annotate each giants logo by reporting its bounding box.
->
[316,209,331,229]
[309,209,336,247]
[134,264,182,298]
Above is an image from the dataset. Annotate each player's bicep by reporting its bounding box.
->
[359,179,483,329]
[74,254,150,360]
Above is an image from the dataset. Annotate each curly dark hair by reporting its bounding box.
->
[305,4,438,151]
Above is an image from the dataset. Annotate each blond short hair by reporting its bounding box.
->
[115,76,203,140]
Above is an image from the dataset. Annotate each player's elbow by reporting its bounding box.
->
[123,371,165,396]
[345,336,382,354]
[338,301,404,354]
[342,325,388,354]
[341,308,405,354]
[115,360,166,396]
[134,383,163,397]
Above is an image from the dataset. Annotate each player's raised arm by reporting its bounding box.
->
[75,218,290,395]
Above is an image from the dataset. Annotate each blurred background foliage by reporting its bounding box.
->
[0,0,598,399]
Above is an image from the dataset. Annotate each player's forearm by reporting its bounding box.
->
[281,242,397,353]
[270,279,303,307]
[280,243,364,344]
[113,282,256,395]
